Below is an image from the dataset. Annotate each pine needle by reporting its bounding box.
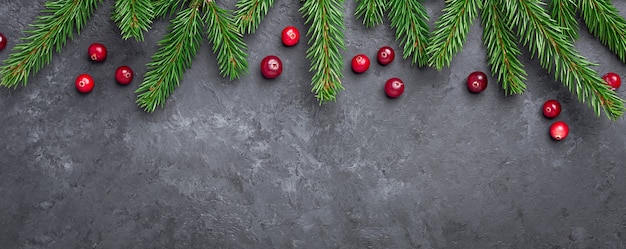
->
[354,0,386,28]
[112,0,154,41]
[136,1,204,112]
[206,2,249,80]
[301,0,346,103]
[234,0,275,34]
[481,0,526,94]
[388,0,430,66]
[427,0,482,70]
[549,0,579,41]
[153,0,184,18]
[580,0,626,63]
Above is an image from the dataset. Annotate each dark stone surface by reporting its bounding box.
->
[1,0,626,248]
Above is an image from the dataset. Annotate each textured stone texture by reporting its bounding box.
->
[1,0,626,248]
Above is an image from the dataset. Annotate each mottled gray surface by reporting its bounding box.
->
[1,0,626,248]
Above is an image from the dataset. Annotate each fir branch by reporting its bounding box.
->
[506,0,624,119]
[427,0,482,70]
[301,0,346,103]
[354,0,386,28]
[579,0,626,63]
[387,0,429,66]
[112,0,155,41]
[0,0,101,88]
[234,0,275,34]
[206,2,249,80]
[481,0,526,94]
[548,0,579,40]
[153,0,185,18]
[136,2,204,112]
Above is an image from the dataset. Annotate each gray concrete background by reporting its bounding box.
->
[1,0,625,248]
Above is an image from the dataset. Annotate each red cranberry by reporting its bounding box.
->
[602,72,621,90]
[351,54,370,73]
[467,71,488,93]
[261,55,283,79]
[281,26,300,47]
[377,46,395,65]
[385,78,405,98]
[115,66,134,85]
[542,99,562,119]
[0,33,7,51]
[75,74,94,93]
[88,43,107,62]
[550,121,569,141]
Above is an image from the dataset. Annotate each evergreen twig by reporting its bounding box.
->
[301,0,346,103]
[234,0,275,34]
[427,0,482,70]
[388,0,430,66]
[579,0,626,63]
[206,1,249,80]
[112,0,154,41]
[354,0,386,28]
[507,0,624,119]
[549,0,579,40]
[153,0,185,18]
[136,1,204,112]
[0,0,102,88]
[481,0,526,94]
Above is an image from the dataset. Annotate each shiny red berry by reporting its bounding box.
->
[0,33,7,51]
[542,99,561,119]
[602,72,621,90]
[351,54,370,73]
[88,43,107,62]
[75,74,94,93]
[385,78,405,98]
[115,66,134,85]
[281,26,300,47]
[467,71,488,93]
[550,121,569,141]
[261,55,283,79]
[377,46,395,65]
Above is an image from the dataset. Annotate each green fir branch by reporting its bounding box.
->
[136,2,204,112]
[427,0,482,70]
[354,0,386,28]
[301,0,346,103]
[206,2,249,80]
[548,0,579,40]
[506,0,624,119]
[0,0,101,88]
[387,0,429,66]
[579,0,626,63]
[234,0,275,34]
[112,0,155,41]
[481,0,526,94]
[153,0,186,18]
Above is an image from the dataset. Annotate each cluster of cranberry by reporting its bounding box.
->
[466,70,622,141]
[259,26,299,79]
[259,27,404,98]
[74,43,134,93]
[350,46,403,98]
[542,72,620,141]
